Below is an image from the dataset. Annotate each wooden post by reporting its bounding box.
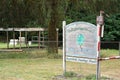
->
[96,10,104,80]
[19,31,21,49]
[63,21,66,74]
[38,31,40,49]
[6,31,9,49]
[119,42,120,56]
[56,29,59,52]
[42,31,45,47]
[13,28,15,49]
[27,32,29,49]
[25,31,28,48]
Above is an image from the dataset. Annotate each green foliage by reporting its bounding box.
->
[65,0,120,41]
[64,71,77,77]
[0,0,120,41]
[85,74,96,80]
[103,13,120,41]
[26,20,42,28]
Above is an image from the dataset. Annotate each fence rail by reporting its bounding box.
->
[0,41,120,50]
[101,41,120,49]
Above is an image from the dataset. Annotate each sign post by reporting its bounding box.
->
[96,24,101,80]
[63,21,66,74]
[63,11,104,79]
[96,10,104,80]
[63,21,99,76]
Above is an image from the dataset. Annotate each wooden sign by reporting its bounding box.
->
[64,22,98,64]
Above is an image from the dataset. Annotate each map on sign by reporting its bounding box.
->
[76,34,84,49]
[65,22,98,64]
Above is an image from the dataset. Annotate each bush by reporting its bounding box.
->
[85,74,96,80]
[64,71,77,77]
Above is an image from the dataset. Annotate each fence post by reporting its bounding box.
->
[6,31,9,49]
[19,31,21,49]
[38,31,40,49]
[13,28,15,49]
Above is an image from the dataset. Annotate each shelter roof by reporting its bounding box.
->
[0,28,46,31]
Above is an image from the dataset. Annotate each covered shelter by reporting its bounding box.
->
[0,28,59,51]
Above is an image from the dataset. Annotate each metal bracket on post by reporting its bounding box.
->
[96,10,104,38]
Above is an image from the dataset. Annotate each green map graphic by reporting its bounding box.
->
[76,34,84,46]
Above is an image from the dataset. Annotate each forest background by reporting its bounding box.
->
[0,0,120,53]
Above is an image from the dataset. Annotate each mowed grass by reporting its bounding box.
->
[100,49,120,57]
[0,48,120,80]
[0,43,7,48]
[0,58,120,80]
[0,42,38,49]
[0,58,63,80]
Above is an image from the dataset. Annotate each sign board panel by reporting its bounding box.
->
[65,22,98,64]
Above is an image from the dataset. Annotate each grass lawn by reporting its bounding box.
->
[0,43,8,48]
[0,58,63,80]
[0,58,120,80]
[0,43,120,80]
[0,42,39,49]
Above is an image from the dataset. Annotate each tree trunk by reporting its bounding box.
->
[48,0,58,54]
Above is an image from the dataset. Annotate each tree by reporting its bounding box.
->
[47,0,59,53]
[47,0,70,53]
[0,0,120,45]
[103,13,120,41]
